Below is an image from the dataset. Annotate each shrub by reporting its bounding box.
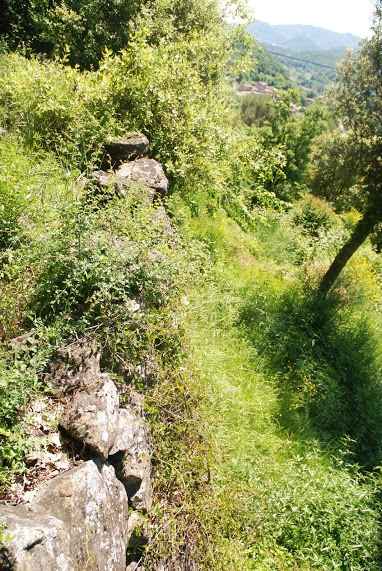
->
[2,0,227,69]
[25,185,203,378]
[309,130,367,212]
[0,32,285,215]
[293,195,337,237]
[257,93,329,202]
[0,53,120,167]
[240,94,275,127]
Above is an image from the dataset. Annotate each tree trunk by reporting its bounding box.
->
[319,211,378,296]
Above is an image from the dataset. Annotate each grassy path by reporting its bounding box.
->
[183,213,381,570]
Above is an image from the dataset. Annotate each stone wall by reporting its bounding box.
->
[0,135,168,571]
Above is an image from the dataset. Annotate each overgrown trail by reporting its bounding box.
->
[183,213,382,570]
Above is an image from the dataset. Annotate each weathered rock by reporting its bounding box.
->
[105,134,149,164]
[36,461,129,570]
[0,127,7,137]
[116,159,168,196]
[50,338,101,394]
[0,506,73,570]
[60,375,120,459]
[91,169,115,189]
[0,461,130,571]
[91,159,168,199]
[110,407,152,512]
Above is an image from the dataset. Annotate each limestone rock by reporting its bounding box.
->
[60,375,120,459]
[92,169,115,189]
[0,461,129,571]
[91,159,168,199]
[110,407,152,512]
[116,159,168,196]
[50,338,101,394]
[36,461,129,570]
[105,134,149,164]
[0,506,73,570]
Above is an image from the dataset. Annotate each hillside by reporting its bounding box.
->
[247,21,361,96]
[248,21,360,52]
[1,2,382,570]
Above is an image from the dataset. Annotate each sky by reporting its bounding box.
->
[248,0,375,37]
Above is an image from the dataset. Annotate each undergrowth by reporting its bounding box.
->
[0,5,381,567]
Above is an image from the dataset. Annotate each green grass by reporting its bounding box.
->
[180,210,382,569]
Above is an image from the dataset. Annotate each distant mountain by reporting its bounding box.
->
[248,21,360,53]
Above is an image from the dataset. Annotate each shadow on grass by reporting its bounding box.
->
[239,284,382,469]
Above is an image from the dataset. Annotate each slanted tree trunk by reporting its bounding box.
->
[319,210,378,296]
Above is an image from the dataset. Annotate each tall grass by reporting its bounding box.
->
[170,208,382,569]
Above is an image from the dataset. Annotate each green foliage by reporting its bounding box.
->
[0,154,26,250]
[311,7,382,294]
[277,48,337,98]
[2,0,228,69]
[0,137,197,490]
[240,94,275,127]
[103,23,233,193]
[0,53,120,166]
[309,129,367,212]
[327,7,382,215]
[257,92,329,201]
[2,1,381,567]
[27,188,197,376]
[239,41,292,89]
[0,321,66,487]
[293,195,337,237]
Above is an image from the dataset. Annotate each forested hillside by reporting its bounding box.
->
[248,21,360,51]
[247,21,361,96]
[0,1,382,570]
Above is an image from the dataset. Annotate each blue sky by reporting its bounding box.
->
[248,0,374,37]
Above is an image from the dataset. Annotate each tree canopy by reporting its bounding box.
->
[319,1,382,294]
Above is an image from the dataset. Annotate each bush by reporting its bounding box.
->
[0,32,286,215]
[256,93,329,202]
[24,185,202,378]
[309,130,366,212]
[0,53,120,167]
[240,94,275,127]
[293,195,337,237]
[2,0,226,69]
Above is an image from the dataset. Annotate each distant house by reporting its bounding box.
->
[237,81,277,96]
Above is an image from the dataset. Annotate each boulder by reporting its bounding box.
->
[0,461,129,571]
[60,375,120,459]
[0,506,73,570]
[0,127,7,137]
[50,338,101,394]
[91,159,168,199]
[105,134,149,164]
[36,461,129,569]
[116,159,168,197]
[110,407,152,512]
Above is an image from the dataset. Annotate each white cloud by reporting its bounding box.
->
[247,0,375,37]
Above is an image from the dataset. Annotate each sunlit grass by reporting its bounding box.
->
[182,210,382,569]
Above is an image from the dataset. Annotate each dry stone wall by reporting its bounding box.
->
[0,134,166,571]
